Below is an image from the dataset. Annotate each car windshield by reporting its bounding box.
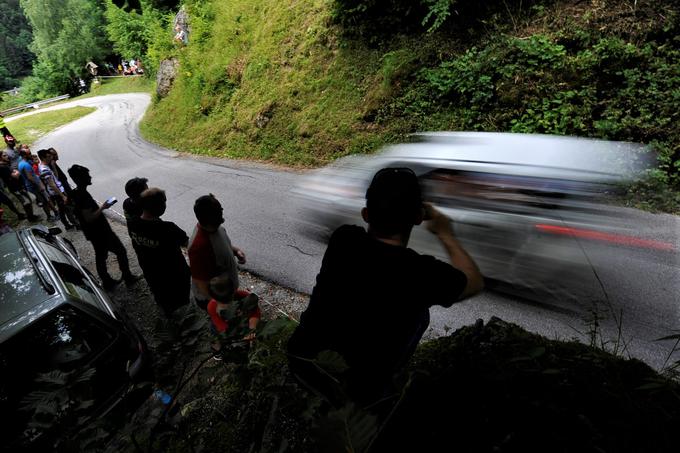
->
[0,233,51,326]
[0,306,114,447]
[36,238,105,311]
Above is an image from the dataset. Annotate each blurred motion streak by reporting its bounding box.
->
[535,224,675,251]
[294,132,672,304]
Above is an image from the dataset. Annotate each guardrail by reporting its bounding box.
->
[1,94,70,116]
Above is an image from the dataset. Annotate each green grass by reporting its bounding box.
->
[140,0,397,167]
[78,76,154,99]
[7,106,97,145]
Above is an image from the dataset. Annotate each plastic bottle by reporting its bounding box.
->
[153,389,172,405]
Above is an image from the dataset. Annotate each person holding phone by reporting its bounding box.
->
[287,167,484,407]
[68,164,140,290]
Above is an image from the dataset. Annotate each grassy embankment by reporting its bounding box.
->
[7,106,96,146]
[140,0,679,210]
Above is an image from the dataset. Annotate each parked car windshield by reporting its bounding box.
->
[35,238,108,313]
[0,233,51,326]
[0,305,114,447]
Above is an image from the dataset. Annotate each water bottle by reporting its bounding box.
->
[153,389,172,405]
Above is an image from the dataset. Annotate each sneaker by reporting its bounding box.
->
[103,278,122,291]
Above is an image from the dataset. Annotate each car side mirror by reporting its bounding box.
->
[48,227,63,236]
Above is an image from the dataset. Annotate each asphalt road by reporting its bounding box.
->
[8,93,680,369]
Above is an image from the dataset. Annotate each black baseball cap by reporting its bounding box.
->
[125,177,149,198]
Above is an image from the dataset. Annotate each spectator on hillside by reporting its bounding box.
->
[188,194,246,311]
[287,167,484,407]
[18,148,58,221]
[68,164,140,291]
[123,177,148,224]
[37,149,74,230]
[127,187,191,316]
[174,24,188,45]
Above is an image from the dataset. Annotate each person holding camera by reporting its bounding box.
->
[68,164,140,290]
[287,167,484,407]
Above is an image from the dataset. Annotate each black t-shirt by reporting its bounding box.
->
[127,218,190,288]
[71,187,112,240]
[289,225,467,384]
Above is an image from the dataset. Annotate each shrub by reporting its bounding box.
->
[408,28,680,194]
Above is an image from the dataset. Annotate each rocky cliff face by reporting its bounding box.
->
[155,58,179,98]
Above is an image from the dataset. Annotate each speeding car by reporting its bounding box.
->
[293,132,669,303]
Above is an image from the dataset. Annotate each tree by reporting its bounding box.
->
[20,0,111,96]
[0,0,34,89]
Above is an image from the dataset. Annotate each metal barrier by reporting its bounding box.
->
[1,94,71,116]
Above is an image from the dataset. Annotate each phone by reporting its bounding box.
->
[106,196,118,206]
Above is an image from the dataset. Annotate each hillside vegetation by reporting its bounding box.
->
[140,0,679,208]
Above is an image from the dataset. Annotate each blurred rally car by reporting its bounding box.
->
[0,226,151,450]
[293,132,672,303]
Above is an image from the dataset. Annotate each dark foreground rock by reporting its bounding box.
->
[380,317,680,453]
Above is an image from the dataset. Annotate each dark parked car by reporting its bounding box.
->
[0,226,150,450]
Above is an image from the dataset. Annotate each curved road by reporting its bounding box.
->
[8,94,680,369]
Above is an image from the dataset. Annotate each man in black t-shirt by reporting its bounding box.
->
[68,164,140,290]
[128,187,191,315]
[288,167,484,405]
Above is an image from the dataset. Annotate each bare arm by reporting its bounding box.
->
[424,203,484,300]
[232,246,246,264]
[47,177,66,201]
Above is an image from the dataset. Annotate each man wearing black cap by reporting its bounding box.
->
[287,167,484,406]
